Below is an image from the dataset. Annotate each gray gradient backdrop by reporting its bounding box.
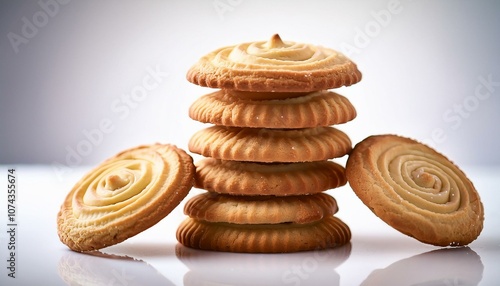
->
[1,0,499,173]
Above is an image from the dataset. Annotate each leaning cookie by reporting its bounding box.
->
[346,134,484,246]
[189,126,352,163]
[187,34,361,92]
[184,192,338,224]
[195,158,346,196]
[189,90,357,128]
[176,216,351,253]
[57,144,195,252]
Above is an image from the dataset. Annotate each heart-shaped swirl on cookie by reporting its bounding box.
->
[187,34,362,92]
[346,135,484,246]
[57,144,194,252]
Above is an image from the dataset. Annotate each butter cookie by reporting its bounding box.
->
[195,158,346,195]
[189,126,351,162]
[57,144,195,251]
[176,216,350,253]
[187,34,361,92]
[346,135,484,246]
[189,90,356,128]
[184,192,338,224]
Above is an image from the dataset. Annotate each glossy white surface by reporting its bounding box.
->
[0,165,499,285]
[2,0,500,167]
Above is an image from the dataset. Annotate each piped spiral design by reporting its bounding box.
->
[187,34,361,92]
[226,33,347,70]
[346,135,484,246]
[57,144,195,252]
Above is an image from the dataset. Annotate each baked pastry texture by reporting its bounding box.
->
[176,216,351,253]
[184,192,338,224]
[189,89,357,128]
[57,144,195,252]
[187,34,362,92]
[345,134,484,246]
[195,158,346,196]
[179,34,358,253]
[189,126,352,162]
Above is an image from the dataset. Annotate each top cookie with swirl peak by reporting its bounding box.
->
[187,34,362,92]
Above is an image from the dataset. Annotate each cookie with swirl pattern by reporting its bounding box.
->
[187,34,362,92]
[57,144,195,252]
[346,134,484,246]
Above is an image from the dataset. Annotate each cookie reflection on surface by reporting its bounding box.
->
[361,247,483,286]
[58,251,174,286]
[176,243,351,286]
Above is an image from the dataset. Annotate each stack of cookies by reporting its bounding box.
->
[176,34,362,253]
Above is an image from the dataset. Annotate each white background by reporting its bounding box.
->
[1,0,500,170]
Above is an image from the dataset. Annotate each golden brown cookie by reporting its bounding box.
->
[195,158,346,196]
[189,90,357,128]
[176,216,351,253]
[189,126,352,163]
[57,144,195,252]
[187,34,362,92]
[184,192,338,224]
[345,134,484,246]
